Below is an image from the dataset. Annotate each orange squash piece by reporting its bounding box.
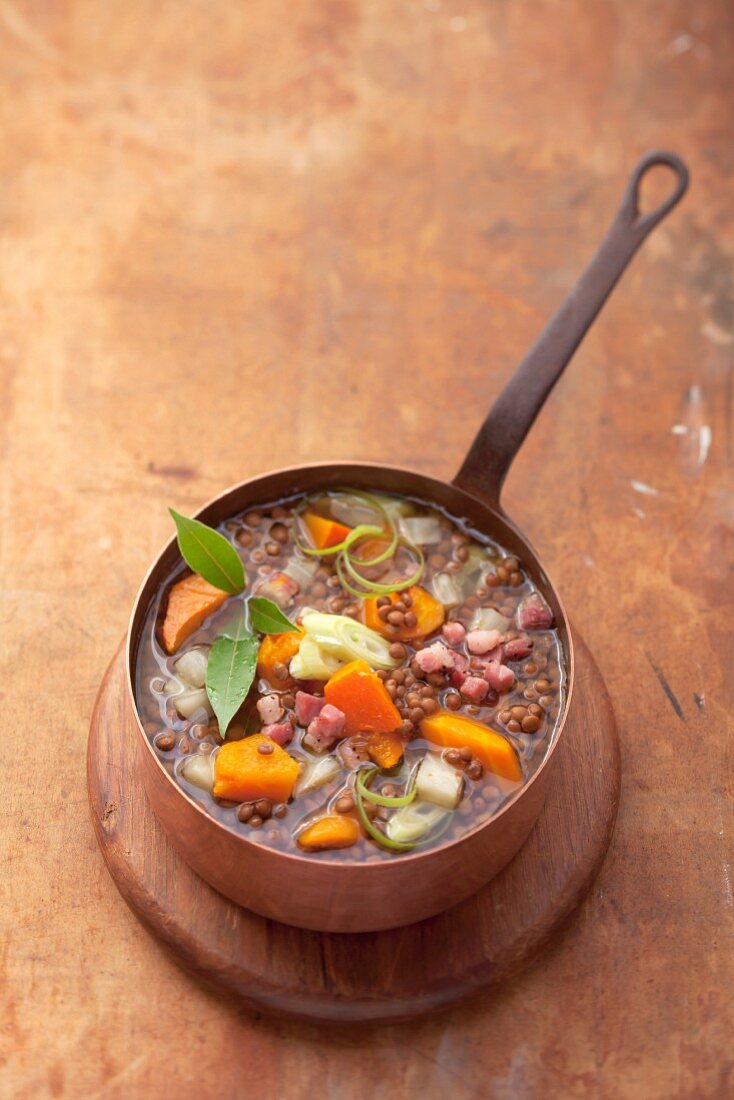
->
[161,573,228,654]
[363,585,445,642]
[257,630,303,688]
[213,734,300,803]
[419,710,522,781]
[324,659,401,735]
[367,731,405,770]
[297,815,359,851]
[303,511,352,550]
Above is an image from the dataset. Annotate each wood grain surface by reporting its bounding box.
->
[1,2,732,1097]
[87,633,619,1021]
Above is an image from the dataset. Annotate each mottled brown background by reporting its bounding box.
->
[0,2,732,1098]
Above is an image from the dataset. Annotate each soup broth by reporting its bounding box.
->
[134,490,566,861]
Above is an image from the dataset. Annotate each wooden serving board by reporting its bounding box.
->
[87,632,620,1023]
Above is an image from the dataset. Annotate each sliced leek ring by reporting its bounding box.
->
[289,636,342,681]
[301,612,398,671]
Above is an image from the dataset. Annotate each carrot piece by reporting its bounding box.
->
[257,630,303,688]
[303,511,352,550]
[324,659,402,735]
[367,731,405,770]
[363,585,445,642]
[161,573,228,654]
[419,710,522,781]
[297,815,360,852]
[213,734,300,803]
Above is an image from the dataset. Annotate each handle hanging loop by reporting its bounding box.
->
[453,151,689,508]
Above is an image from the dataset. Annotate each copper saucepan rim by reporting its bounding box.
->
[125,460,575,870]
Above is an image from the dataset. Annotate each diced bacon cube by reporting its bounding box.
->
[303,704,346,751]
[460,676,489,703]
[256,694,284,726]
[414,643,456,675]
[449,651,469,688]
[295,691,325,727]
[254,572,300,609]
[517,594,553,631]
[504,635,534,661]
[442,621,466,646]
[483,645,504,664]
[316,704,345,739]
[261,719,294,746]
[466,629,504,655]
[484,660,515,693]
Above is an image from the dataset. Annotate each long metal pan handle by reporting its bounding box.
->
[453,151,689,507]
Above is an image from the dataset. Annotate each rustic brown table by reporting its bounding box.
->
[1,3,731,1097]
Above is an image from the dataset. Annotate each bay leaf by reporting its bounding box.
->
[205,632,259,735]
[169,509,245,595]
[249,596,296,635]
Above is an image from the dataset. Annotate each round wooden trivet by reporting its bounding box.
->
[87,632,619,1023]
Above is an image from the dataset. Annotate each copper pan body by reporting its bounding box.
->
[124,154,688,932]
[128,463,572,931]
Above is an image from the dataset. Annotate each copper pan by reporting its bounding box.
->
[126,153,688,932]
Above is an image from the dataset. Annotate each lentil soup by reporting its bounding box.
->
[134,490,567,860]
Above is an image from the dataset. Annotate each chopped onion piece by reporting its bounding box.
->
[174,647,209,689]
[369,493,416,520]
[415,753,463,809]
[289,636,342,681]
[282,555,318,589]
[386,801,451,845]
[173,688,213,719]
[398,515,443,546]
[431,572,463,609]
[293,753,343,797]
[179,753,215,793]
[327,493,386,528]
[470,608,511,633]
